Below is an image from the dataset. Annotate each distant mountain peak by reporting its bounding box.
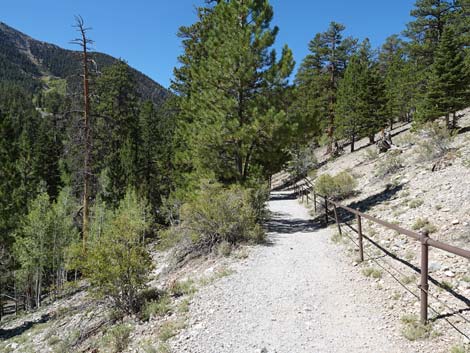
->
[0,21,170,105]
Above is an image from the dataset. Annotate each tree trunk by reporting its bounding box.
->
[445,113,450,128]
[0,286,3,321]
[73,16,93,254]
[36,269,42,308]
[350,135,355,153]
[452,111,457,129]
[369,135,375,144]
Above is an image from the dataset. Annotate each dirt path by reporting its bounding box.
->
[171,190,418,353]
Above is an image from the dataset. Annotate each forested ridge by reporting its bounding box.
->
[0,22,169,104]
[1,0,470,346]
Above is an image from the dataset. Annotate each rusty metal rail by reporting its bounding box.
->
[294,177,470,325]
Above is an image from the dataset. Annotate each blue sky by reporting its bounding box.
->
[1,0,416,88]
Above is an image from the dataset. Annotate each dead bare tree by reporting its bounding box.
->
[71,15,94,254]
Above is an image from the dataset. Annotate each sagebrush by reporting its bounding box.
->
[162,182,268,264]
[314,171,357,200]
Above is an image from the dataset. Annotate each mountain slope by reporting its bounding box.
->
[0,22,170,105]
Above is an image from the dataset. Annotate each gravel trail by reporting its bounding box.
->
[171,190,417,353]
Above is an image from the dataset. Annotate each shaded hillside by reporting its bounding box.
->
[0,22,169,105]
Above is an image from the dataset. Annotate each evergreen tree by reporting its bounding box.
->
[295,22,356,151]
[405,0,456,66]
[138,99,176,218]
[405,0,459,119]
[336,54,366,152]
[380,36,414,128]
[172,0,294,186]
[336,40,386,151]
[421,25,469,126]
[94,60,140,206]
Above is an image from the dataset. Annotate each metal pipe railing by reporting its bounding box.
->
[295,178,470,324]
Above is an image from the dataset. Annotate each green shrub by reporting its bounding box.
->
[142,295,172,321]
[463,158,470,169]
[158,343,172,353]
[168,182,267,261]
[400,315,433,341]
[364,148,379,161]
[314,171,357,200]
[451,344,470,353]
[362,267,382,279]
[158,320,186,342]
[331,231,344,244]
[395,132,417,147]
[83,189,153,314]
[408,199,424,209]
[376,151,403,177]
[216,241,232,257]
[169,279,196,297]
[47,335,61,346]
[314,174,336,196]
[412,218,437,233]
[101,324,133,353]
[401,275,416,285]
[140,341,158,353]
[416,122,454,161]
[178,298,190,313]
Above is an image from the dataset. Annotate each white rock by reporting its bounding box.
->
[451,219,460,225]
[444,270,455,278]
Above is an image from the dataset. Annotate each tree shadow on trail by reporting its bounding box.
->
[264,211,322,236]
[269,192,297,202]
[335,184,404,224]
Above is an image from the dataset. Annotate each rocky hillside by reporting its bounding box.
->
[305,111,470,351]
[0,22,170,104]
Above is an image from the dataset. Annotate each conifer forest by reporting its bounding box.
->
[1,1,470,352]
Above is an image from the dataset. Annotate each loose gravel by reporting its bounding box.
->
[170,190,418,353]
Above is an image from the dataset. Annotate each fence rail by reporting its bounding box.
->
[294,177,470,325]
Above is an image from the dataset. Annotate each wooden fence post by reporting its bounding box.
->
[420,231,429,324]
[324,198,328,225]
[357,215,364,262]
[333,204,342,235]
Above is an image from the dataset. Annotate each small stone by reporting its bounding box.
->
[429,262,441,273]
[451,219,459,225]
[444,270,455,278]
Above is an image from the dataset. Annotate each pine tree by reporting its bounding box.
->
[336,54,365,152]
[405,0,456,66]
[295,22,356,151]
[138,99,176,217]
[336,40,386,151]
[173,0,294,186]
[381,36,406,128]
[95,60,140,206]
[421,25,469,126]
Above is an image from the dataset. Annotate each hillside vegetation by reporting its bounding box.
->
[1,0,470,352]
